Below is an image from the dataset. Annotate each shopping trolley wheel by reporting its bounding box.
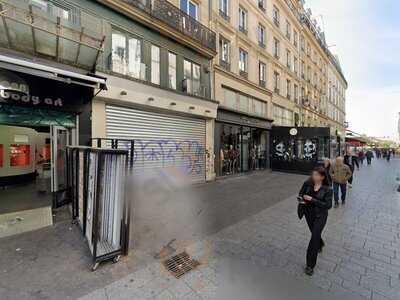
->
[91,262,100,272]
[112,255,121,264]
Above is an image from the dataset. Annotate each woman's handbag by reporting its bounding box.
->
[297,196,305,219]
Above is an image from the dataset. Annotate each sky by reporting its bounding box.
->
[306,0,400,140]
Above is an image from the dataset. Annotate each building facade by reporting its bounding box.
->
[211,0,348,176]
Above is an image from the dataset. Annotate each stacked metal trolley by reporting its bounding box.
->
[67,146,131,271]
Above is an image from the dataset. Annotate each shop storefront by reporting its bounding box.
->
[214,109,272,177]
[0,59,105,238]
[270,127,331,174]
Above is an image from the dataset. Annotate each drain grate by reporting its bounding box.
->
[163,251,200,278]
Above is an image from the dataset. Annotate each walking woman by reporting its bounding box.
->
[298,167,333,276]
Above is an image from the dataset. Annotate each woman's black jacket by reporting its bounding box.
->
[297,180,333,219]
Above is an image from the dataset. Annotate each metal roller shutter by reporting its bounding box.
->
[105,105,206,183]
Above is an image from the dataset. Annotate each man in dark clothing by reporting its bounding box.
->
[366,150,374,165]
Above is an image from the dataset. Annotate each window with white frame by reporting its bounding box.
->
[286,79,291,98]
[184,59,201,95]
[273,105,293,126]
[286,49,291,68]
[180,0,198,20]
[239,7,247,32]
[258,24,266,46]
[219,0,229,18]
[274,71,280,92]
[259,61,266,86]
[219,36,230,65]
[151,45,160,85]
[286,20,291,40]
[293,30,298,48]
[273,6,280,27]
[239,48,248,73]
[111,31,145,80]
[294,84,298,101]
[168,52,177,89]
[273,38,280,58]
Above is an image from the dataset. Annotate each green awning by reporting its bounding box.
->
[0,104,76,127]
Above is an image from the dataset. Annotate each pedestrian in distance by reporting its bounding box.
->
[386,150,391,162]
[297,167,333,276]
[330,157,352,207]
[323,158,333,186]
[358,150,365,166]
[344,151,358,188]
[366,149,374,165]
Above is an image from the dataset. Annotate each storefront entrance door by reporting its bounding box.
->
[51,125,71,208]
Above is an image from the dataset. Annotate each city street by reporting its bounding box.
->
[76,158,400,300]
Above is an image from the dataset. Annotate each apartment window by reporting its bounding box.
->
[31,0,78,23]
[273,6,280,27]
[294,57,298,74]
[258,24,266,47]
[306,42,311,56]
[184,60,201,96]
[286,79,291,99]
[273,105,293,126]
[259,62,266,87]
[286,49,291,69]
[300,35,305,51]
[168,52,177,89]
[151,45,160,85]
[180,0,198,20]
[111,31,145,80]
[219,0,229,20]
[286,20,291,40]
[307,66,311,82]
[219,36,230,68]
[258,0,266,11]
[273,38,280,59]
[239,7,247,33]
[239,48,248,74]
[301,60,305,78]
[294,84,299,102]
[293,30,298,48]
[274,71,280,93]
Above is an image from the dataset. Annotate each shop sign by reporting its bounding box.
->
[0,89,63,107]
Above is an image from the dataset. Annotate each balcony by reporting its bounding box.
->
[259,80,266,88]
[239,70,248,79]
[258,41,266,48]
[219,9,230,22]
[120,0,216,53]
[258,1,266,12]
[238,25,248,35]
[219,59,230,71]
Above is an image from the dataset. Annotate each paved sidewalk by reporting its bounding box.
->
[80,158,400,300]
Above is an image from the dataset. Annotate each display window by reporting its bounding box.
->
[10,144,31,167]
[216,123,268,176]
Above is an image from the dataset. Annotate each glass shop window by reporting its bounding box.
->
[10,144,31,167]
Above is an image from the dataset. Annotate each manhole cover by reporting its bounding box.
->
[163,251,200,278]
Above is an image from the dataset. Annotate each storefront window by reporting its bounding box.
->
[10,144,30,167]
[216,123,268,176]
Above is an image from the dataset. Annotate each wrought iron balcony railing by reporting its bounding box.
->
[122,0,216,52]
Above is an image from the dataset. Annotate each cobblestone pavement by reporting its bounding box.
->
[80,158,400,300]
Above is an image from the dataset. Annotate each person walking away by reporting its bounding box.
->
[358,150,365,166]
[323,159,333,186]
[366,149,374,165]
[344,152,358,188]
[386,150,391,162]
[297,167,332,276]
[330,157,352,207]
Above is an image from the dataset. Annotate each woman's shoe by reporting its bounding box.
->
[305,267,314,276]
[334,202,339,208]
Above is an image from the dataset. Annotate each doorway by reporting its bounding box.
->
[0,123,76,238]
